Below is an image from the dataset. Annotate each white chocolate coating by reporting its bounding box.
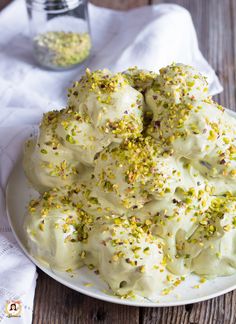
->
[23,111,85,192]
[94,137,182,209]
[68,69,144,142]
[25,189,85,270]
[24,64,236,298]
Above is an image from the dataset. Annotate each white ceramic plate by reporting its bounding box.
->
[6,109,236,307]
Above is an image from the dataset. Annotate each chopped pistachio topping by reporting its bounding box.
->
[24,63,236,301]
[34,31,91,68]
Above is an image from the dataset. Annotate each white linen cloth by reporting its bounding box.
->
[0,0,222,322]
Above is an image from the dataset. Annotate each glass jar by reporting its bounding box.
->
[26,0,92,70]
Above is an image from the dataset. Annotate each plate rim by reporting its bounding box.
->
[6,108,236,307]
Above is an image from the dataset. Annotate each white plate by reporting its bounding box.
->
[6,109,236,307]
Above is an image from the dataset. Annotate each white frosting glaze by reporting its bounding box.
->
[25,189,84,270]
[68,69,144,142]
[23,64,236,298]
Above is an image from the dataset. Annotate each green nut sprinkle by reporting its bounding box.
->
[66,134,76,144]
[34,31,91,68]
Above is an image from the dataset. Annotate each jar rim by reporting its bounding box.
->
[26,0,85,13]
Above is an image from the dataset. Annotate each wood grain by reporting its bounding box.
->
[0,0,13,11]
[2,0,236,323]
[90,0,149,10]
[33,269,139,324]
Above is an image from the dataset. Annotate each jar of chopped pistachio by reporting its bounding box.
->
[26,0,92,70]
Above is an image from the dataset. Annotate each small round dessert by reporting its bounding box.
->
[146,63,208,108]
[67,68,144,142]
[189,116,236,194]
[185,196,236,276]
[137,185,212,275]
[122,67,157,92]
[23,111,84,192]
[82,215,175,298]
[94,136,182,210]
[24,188,93,271]
[55,108,111,165]
[147,94,232,158]
[145,64,220,157]
[145,64,214,159]
[147,84,236,194]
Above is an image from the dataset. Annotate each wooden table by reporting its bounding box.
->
[2,0,236,323]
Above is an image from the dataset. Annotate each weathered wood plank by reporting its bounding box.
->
[33,269,139,324]
[0,0,13,11]
[90,0,149,10]
[140,293,236,324]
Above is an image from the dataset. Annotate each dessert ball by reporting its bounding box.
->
[146,63,208,108]
[55,108,111,165]
[94,136,182,209]
[68,68,144,142]
[122,67,157,92]
[138,185,212,275]
[25,188,93,270]
[186,196,236,276]
[23,111,83,192]
[83,215,172,298]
